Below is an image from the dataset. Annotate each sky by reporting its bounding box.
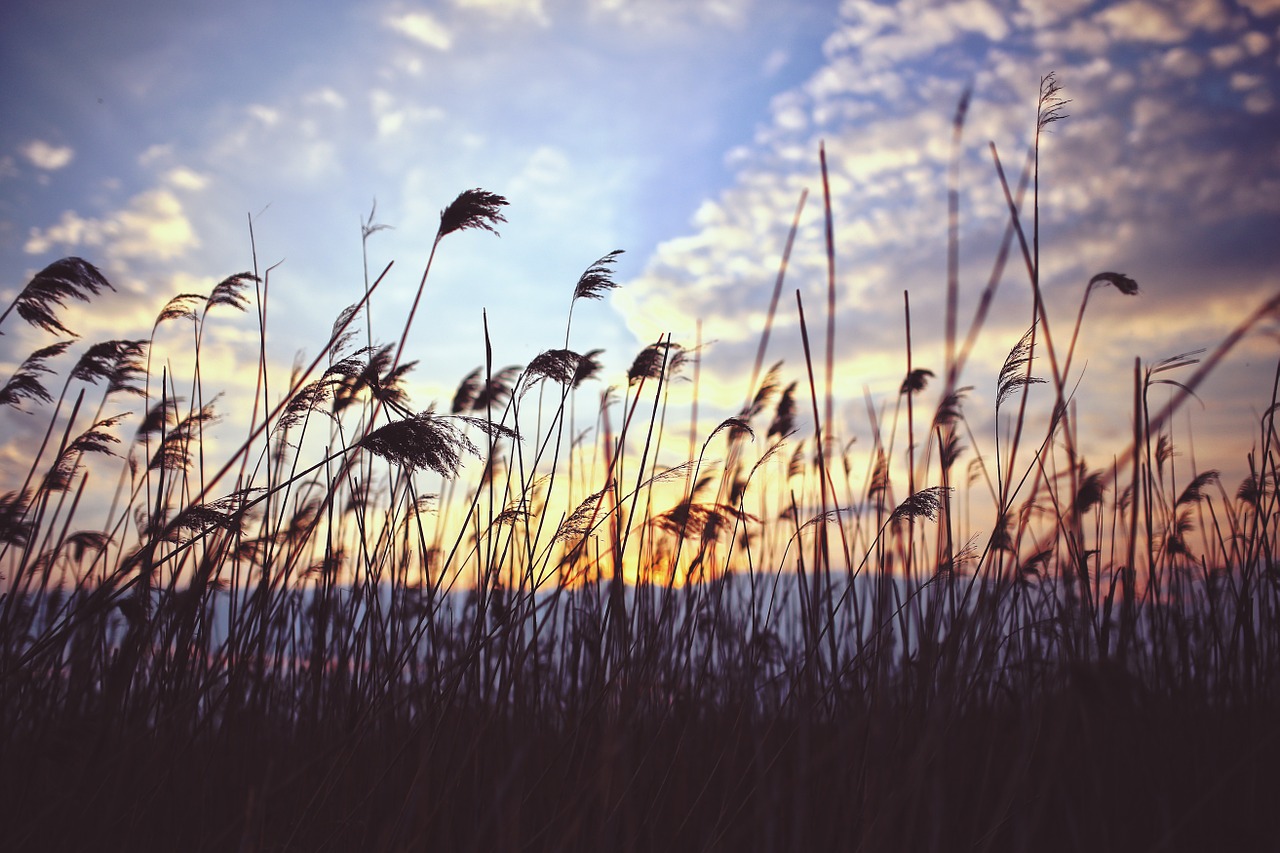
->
[2,0,1279,511]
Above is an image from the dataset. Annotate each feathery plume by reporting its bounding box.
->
[890,486,952,524]
[437,189,509,240]
[451,367,484,414]
[155,293,205,325]
[1073,469,1107,515]
[0,341,72,409]
[572,250,624,301]
[357,412,480,477]
[767,381,798,440]
[996,323,1045,410]
[1177,470,1220,507]
[70,339,148,397]
[0,490,32,547]
[206,272,257,313]
[571,348,604,389]
[526,348,584,386]
[3,256,114,336]
[900,368,934,395]
[1037,72,1070,132]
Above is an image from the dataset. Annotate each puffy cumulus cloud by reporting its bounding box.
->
[1243,30,1271,54]
[21,140,74,171]
[1096,1,1188,43]
[1180,0,1234,32]
[826,0,1009,68]
[1211,29,1274,67]
[23,189,198,261]
[385,10,453,50]
[455,0,550,26]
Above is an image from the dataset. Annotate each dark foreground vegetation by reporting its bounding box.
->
[2,78,1278,852]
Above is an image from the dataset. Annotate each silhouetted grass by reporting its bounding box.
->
[1,80,1278,852]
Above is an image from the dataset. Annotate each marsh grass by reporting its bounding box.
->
[2,81,1279,852]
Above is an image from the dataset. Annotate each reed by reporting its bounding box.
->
[0,81,1277,852]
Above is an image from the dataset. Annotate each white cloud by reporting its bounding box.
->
[138,144,173,167]
[1037,16,1110,51]
[247,104,281,125]
[455,0,550,26]
[830,0,1009,70]
[24,189,198,261]
[165,167,209,191]
[370,89,446,138]
[304,87,347,109]
[21,140,74,171]
[386,11,453,50]
[1097,1,1188,43]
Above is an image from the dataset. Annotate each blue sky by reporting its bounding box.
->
[3,0,1280,498]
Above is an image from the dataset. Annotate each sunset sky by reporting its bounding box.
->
[3,0,1279,498]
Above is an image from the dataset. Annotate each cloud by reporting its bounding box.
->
[1096,1,1188,43]
[165,167,209,191]
[1240,0,1280,14]
[455,0,550,26]
[21,140,75,171]
[370,89,446,138]
[1162,47,1205,77]
[586,0,753,30]
[386,11,453,50]
[247,104,281,125]
[24,188,198,261]
[613,0,1280,480]
[303,87,348,109]
[1017,0,1092,27]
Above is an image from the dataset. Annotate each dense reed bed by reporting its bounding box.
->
[2,79,1278,851]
